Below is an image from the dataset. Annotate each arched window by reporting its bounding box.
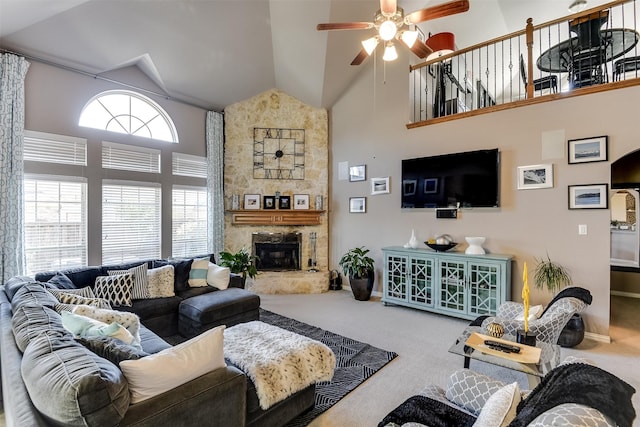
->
[79,90,179,143]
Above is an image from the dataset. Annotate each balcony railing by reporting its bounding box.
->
[408,0,640,127]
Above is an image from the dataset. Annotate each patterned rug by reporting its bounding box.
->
[259,309,398,427]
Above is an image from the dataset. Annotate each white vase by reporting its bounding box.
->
[409,229,419,248]
[465,237,486,254]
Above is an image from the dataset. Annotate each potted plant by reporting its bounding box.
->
[218,247,258,288]
[533,254,583,347]
[338,246,375,301]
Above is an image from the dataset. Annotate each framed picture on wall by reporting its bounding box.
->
[293,194,310,210]
[517,164,553,190]
[349,165,366,182]
[371,177,390,195]
[568,136,608,164]
[568,184,608,209]
[244,194,260,210]
[278,196,291,209]
[263,195,276,209]
[349,197,366,213]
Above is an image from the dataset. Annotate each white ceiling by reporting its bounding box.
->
[0,0,610,110]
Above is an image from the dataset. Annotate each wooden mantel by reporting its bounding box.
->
[227,210,324,226]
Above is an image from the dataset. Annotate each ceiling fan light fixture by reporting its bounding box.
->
[379,20,397,41]
[400,30,419,48]
[568,0,587,12]
[425,32,455,61]
[383,43,398,61]
[362,36,380,55]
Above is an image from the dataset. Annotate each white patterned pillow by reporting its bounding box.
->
[48,286,96,299]
[94,273,134,307]
[207,262,230,290]
[108,263,150,300]
[146,265,175,298]
[473,382,520,427]
[49,288,112,310]
[527,403,616,427]
[188,258,210,287]
[73,304,141,344]
[446,369,506,416]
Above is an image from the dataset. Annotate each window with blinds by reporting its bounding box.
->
[102,141,161,173]
[102,181,161,264]
[172,153,207,178]
[24,176,87,275]
[172,186,208,258]
[24,131,87,166]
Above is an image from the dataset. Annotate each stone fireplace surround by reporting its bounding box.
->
[223,89,329,294]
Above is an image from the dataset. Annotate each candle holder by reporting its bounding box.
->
[516,330,537,346]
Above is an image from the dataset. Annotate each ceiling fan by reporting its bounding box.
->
[317,0,469,65]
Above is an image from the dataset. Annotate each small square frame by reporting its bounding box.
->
[244,194,260,210]
[263,196,276,209]
[371,176,390,195]
[349,197,366,213]
[568,136,608,164]
[278,196,291,209]
[293,194,310,210]
[568,184,608,209]
[517,164,554,190]
[349,165,366,182]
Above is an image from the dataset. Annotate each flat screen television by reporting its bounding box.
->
[401,148,500,209]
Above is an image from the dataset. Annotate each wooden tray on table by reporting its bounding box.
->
[465,332,541,364]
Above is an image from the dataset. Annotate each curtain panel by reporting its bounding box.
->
[206,111,224,256]
[0,53,30,282]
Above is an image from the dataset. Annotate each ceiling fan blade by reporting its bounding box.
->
[380,0,397,16]
[409,41,434,59]
[405,0,470,24]
[317,22,374,31]
[351,49,369,66]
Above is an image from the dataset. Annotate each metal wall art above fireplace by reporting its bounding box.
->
[252,232,302,271]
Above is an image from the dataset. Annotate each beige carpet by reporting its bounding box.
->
[2,292,638,426]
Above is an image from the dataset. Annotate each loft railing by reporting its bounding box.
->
[408,0,640,127]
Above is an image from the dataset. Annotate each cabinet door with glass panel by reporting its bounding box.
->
[383,253,409,304]
[408,256,436,307]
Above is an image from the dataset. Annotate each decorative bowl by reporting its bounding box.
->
[425,242,458,252]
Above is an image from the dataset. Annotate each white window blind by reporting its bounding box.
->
[172,153,207,178]
[102,141,161,173]
[24,131,87,166]
[24,175,87,275]
[172,186,208,257]
[102,181,161,264]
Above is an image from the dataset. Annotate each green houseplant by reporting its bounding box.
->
[218,247,258,287]
[339,246,375,301]
[533,253,572,293]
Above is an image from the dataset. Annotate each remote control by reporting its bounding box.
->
[483,340,521,353]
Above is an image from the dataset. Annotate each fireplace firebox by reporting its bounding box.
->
[252,232,302,271]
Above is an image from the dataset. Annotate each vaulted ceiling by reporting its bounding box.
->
[0,0,609,111]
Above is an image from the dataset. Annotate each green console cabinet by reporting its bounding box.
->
[382,246,512,320]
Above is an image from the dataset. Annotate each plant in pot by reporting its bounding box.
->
[218,247,258,288]
[338,246,375,301]
[533,254,584,347]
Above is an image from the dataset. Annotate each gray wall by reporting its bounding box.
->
[23,61,208,264]
[329,50,640,338]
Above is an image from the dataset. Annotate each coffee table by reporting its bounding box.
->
[448,326,560,388]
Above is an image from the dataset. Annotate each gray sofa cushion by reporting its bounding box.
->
[22,331,130,427]
[11,282,59,311]
[12,303,70,352]
[4,275,38,301]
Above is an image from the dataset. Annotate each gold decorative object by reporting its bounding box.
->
[487,322,505,338]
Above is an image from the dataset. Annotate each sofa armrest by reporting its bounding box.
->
[121,366,247,427]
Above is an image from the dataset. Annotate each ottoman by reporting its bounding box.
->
[178,288,260,337]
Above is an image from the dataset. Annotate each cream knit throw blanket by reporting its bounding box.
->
[224,321,336,410]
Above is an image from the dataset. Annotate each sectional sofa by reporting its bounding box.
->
[0,255,316,426]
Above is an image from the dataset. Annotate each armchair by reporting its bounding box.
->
[479,287,592,346]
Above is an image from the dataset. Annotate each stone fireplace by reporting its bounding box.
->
[223,89,329,294]
[252,232,302,271]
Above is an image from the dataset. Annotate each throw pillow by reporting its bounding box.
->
[473,382,521,427]
[61,311,138,347]
[152,259,192,292]
[108,263,150,300]
[515,304,543,321]
[48,286,96,299]
[46,272,76,289]
[76,336,149,366]
[207,262,230,290]
[73,304,141,344]
[120,325,226,403]
[146,265,176,298]
[94,273,134,306]
[446,369,506,416]
[188,258,210,287]
[48,289,112,310]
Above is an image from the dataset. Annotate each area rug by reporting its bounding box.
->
[259,308,398,427]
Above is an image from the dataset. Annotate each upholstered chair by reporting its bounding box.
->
[479,287,592,345]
